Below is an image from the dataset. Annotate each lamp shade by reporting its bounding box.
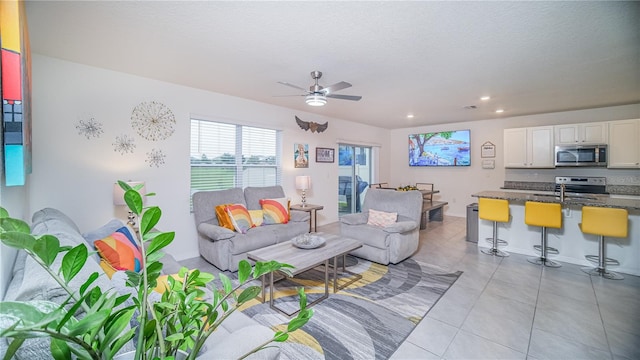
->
[295,176,311,190]
[113,181,146,206]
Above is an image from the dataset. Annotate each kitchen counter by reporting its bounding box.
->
[473,190,640,211]
[471,190,640,276]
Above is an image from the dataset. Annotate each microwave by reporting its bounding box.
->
[555,145,607,167]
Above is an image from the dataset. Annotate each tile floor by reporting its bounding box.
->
[181,215,640,360]
[388,216,640,360]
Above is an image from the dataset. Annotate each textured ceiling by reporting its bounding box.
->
[25,1,640,129]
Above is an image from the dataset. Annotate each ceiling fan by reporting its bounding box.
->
[277,71,362,106]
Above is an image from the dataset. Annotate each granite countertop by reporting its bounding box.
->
[472,190,640,211]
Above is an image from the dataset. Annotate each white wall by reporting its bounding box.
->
[0,184,28,299]
[389,104,640,217]
[20,54,389,261]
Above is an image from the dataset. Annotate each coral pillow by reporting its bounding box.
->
[367,209,398,227]
[260,197,289,225]
[248,210,264,226]
[94,226,142,277]
[225,204,254,233]
[215,203,234,230]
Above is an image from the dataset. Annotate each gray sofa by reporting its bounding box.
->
[340,188,423,264]
[1,208,278,359]
[193,186,310,271]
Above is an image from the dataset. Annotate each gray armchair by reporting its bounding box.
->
[340,188,423,264]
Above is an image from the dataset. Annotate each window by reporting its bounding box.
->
[190,119,282,199]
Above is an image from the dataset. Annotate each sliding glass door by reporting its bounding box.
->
[338,144,371,216]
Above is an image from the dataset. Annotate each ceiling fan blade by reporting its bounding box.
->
[321,81,352,94]
[326,94,362,101]
[277,81,309,93]
[273,94,306,97]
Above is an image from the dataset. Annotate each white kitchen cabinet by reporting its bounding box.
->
[554,122,608,145]
[504,126,555,168]
[608,119,640,168]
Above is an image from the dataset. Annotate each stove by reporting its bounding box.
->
[554,176,608,195]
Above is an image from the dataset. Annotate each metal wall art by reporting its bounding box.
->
[75,116,104,139]
[131,101,175,141]
[146,148,166,167]
[113,134,136,155]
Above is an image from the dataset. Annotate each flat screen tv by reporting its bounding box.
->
[409,130,470,166]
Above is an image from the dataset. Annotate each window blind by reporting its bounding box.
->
[190,119,282,203]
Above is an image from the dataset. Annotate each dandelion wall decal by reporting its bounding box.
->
[146,148,166,167]
[75,117,104,139]
[113,134,136,155]
[131,101,175,141]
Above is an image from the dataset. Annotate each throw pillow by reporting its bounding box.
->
[260,197,289,225]
[225,204,254,233]
[215,203,234,230]
[367,209,398,227]
[93,226,142,277]
[248,209,264,226]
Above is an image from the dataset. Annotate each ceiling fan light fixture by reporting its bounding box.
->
[305,94,327,106]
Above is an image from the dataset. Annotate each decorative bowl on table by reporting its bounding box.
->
[292,234,326,249]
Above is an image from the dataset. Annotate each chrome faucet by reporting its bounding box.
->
[560,183,566,202]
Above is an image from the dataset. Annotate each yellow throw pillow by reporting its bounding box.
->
[249,210,264,226]
[215,203,234,230]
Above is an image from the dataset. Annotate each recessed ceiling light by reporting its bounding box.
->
[495,109,504,113]
[407,114,414,118]
[480,96,491,101]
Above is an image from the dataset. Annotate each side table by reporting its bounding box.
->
[290,204,324,232]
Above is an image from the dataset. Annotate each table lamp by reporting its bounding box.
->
[295,175,311,207]
[113,181,146,227]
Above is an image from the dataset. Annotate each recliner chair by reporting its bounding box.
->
[340,188,423,264]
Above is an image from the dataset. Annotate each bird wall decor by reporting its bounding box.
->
[295,116,328,133]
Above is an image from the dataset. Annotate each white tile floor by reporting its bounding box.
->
[387,216,640,360]
[181,215,640,360]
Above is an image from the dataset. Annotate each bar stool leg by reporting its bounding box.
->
[527,227,561,267]
[581,236,624,280]
[481,222,509,257]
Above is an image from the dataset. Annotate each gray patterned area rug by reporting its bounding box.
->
[237,256,461,360]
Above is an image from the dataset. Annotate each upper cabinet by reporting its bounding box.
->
[504,126,555,168]
[608,119,640,168]
[554,122,608,145]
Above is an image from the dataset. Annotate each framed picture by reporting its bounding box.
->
[316,147,335,163]
[294,143,309,168]
[481,141,496,158]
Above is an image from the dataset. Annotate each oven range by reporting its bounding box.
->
[554,176,608,197]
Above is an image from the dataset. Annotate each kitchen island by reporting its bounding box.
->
[472,191,640,276]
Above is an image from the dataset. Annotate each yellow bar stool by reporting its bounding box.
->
[580,206,628,280]
[525,201,562,267]
[479,198,510,257]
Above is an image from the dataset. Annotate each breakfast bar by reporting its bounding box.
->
[472,191,640,276]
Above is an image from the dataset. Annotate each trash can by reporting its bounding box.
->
[466,203,478,243]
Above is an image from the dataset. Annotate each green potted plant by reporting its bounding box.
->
[0,181,313,359]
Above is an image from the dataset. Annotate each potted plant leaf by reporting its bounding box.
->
[0,181,313,359]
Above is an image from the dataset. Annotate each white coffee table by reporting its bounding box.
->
[247,234,362,316]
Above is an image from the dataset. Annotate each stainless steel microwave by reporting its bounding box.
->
[555,145,607,167]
